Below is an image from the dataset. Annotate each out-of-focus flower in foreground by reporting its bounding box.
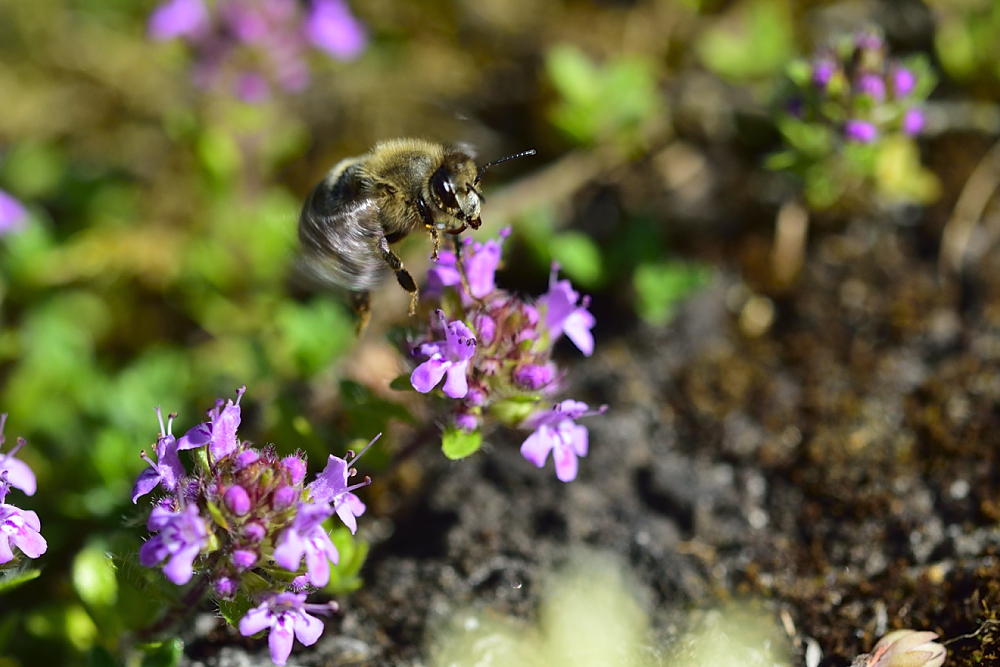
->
[850,630,946,667]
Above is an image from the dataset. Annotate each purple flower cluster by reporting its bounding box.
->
[133,388,377,665]
[0,415,46,565]
[800,29,929,143]
[147,0,366,102]
[408,229,606,482]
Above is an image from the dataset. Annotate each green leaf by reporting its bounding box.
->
[696,0,795,82]
[322,526,370,595]
[137,638,184,667]
[73,542,118,607]
[0,568,41,595]
[86,645,118,667]
[219,593,256,630]
[633,261,713,325]
[389,374,416,391]
[490,397,540,427]
[441,427,483,460]
[546,45,600,105]
[549,231,604,288]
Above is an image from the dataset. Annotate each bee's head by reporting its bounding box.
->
[428,149,483,231]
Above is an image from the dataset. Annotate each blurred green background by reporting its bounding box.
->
[0,0,995,664]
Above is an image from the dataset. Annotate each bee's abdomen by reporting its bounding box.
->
[298,164,391,291]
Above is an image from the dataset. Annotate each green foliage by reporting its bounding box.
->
[441,427,483,460]
[0,567,42,596]
[633,261,714,326]
[546,45,662,151]
[932,0,1000,84]
[322,526,370,594]
[697,0,795,81]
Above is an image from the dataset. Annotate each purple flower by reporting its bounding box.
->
[845,119,878,143]
[273,502,339,586]
[463,229,509,298]
[238,592,335,666]
[513,363,556,390]
[0,415,36,497]
[538,264,596,357]
[304,0,367,61]
[902,108,924,136]
[812,58,836,88]
[308,435,377,534]
[176,386,245,460]
[232,548,257,570]
[520,400,606,482]
[426,249,462,296]
[282,456,307,484]
[0,189,28,237]
[411,312,477,398]
[893,67,916,97]
[225,485,251,516]
[148,0,210,40]
[0,472,46,564]
[139,504,209,585]
[132,408,184,503]
[235,72,271,103]
[856,73,886,101]
[856,31,883,53]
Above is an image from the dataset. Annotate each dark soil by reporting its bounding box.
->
[302,219,1000,667]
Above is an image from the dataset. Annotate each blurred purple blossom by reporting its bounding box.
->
[139,504,209,585]
[0,189,28,237]
[845,119,878,143]
[893,67,916,97]
[305,0,367,60]
[239,593,335,666]
[812,58,836,88]
[856,73,886,101]
[520,400,606,482]
[148,0,367,100]
[902,108,924,136]
[148,0,210,40]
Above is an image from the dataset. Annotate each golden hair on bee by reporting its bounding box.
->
[298,138,535,330]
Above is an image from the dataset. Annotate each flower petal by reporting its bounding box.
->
[411,358,449,393]
[553,443,578,482]
[0,457,36,496]
[442,361,470,398]
[239,604,273,636]
[562,308,596,356]
[520,426,554,468]
[268,615,295,666]
[294,610,325,646]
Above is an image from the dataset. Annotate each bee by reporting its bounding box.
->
[298,138,535,330]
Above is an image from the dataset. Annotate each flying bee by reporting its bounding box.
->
[298,138,535,331]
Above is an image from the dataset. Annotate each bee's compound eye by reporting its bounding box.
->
[430,166,460,212]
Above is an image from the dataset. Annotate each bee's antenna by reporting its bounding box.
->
[475,149,536,185]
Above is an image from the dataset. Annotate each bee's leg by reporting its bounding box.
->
[451,236,477,302]
[376,236,419,315]
[350,290,372,334]
[426,226,441,261]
